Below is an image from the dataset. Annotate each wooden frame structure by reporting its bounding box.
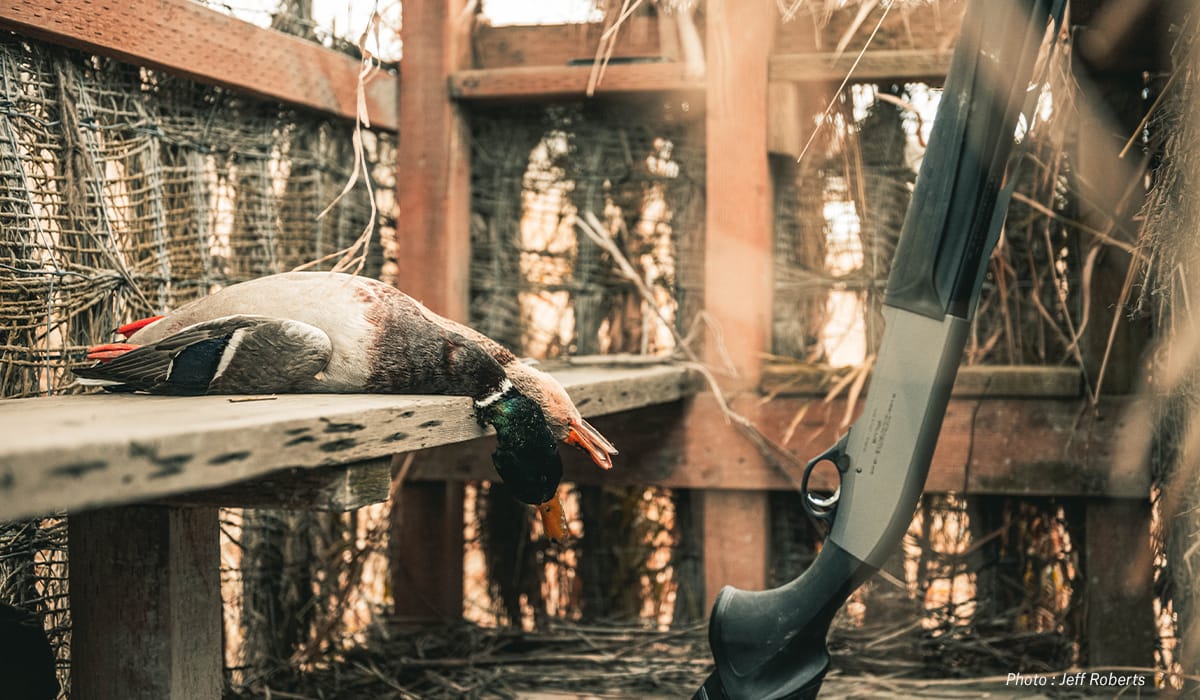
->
[0,0,1157,696]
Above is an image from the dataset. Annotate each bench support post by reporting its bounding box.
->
[69,505,222,699]
[1084,498,1155,666]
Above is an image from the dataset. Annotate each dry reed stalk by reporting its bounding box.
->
[585,0,644,97]
[796,2,893,164]
[294,8,382,277]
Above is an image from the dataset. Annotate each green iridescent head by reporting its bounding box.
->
[479,392,563,505]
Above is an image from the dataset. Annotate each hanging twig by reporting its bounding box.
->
[294,6,382,277]
[585,0,644,97]
[795,1,894,164]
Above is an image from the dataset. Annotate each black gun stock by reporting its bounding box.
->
[694,0,1062,698]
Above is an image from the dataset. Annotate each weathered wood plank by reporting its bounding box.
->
[473,17,665,69]
[761,363,1083,398]
[450,63,704,100]
[0,365,694,522]
[69,505,222,700]
[0,0,399,130]
[0,364,1142,518]
[414,394,1144,498]
[769,49,952,83]
[162,458,394,511]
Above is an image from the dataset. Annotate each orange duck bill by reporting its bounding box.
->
[565,418,618,470]
[537,489,569,543]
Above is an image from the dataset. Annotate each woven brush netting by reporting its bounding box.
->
[0,33,392,401]
[467,100,703,359]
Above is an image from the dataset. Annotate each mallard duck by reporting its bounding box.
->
[74,272,618,539]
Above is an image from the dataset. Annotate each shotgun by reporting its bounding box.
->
[694,1,1063,698]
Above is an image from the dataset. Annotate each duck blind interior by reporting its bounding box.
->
[0,0,1183,696]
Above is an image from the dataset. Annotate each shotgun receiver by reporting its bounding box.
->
[694,1,1062,698]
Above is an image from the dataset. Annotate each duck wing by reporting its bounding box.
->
[75,315,331,395]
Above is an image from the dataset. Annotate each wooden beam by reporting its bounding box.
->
[450,63,704,101]
[414,394,1145,498]
[769,49,952,83]
[0,365,694,522]
[702,490,770,612]
[163,458,394,511]
[1069,56,1151,395]
[391,0,475,622]
[773,1,965,57]
[692,0,776,603]
[761,363,1083,398]
[394,0,472,319]
[768,81,805,158]
[69,506,222,699]
[391,479,465,622]
[0,0,399,131]
[472,17,665,69]
[950,365,1082,397]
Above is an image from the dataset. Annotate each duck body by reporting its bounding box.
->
[98,271,480,395]
[75,272,616,515]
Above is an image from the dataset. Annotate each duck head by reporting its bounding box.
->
[504,363,619,470]
[479,391,564,506]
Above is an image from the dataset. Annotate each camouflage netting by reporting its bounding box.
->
[463,100,703,629]
[467,99,704,358]
[0,30,395,696]
[0,34,391,399]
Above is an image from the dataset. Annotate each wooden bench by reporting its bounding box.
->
[0,364,696,698]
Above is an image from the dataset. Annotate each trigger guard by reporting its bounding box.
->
[801,434,851,522]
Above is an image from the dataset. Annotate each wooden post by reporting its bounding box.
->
[69,506,221,699]
[1070,23,1160,665]
[701,490,771,604]
[693,0,775,605]
[391,0,472,621]
[394,0,472,318]
[390,478,465,622]
[1084,499,1155,667]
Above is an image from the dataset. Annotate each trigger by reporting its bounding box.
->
[801,434,850,522]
